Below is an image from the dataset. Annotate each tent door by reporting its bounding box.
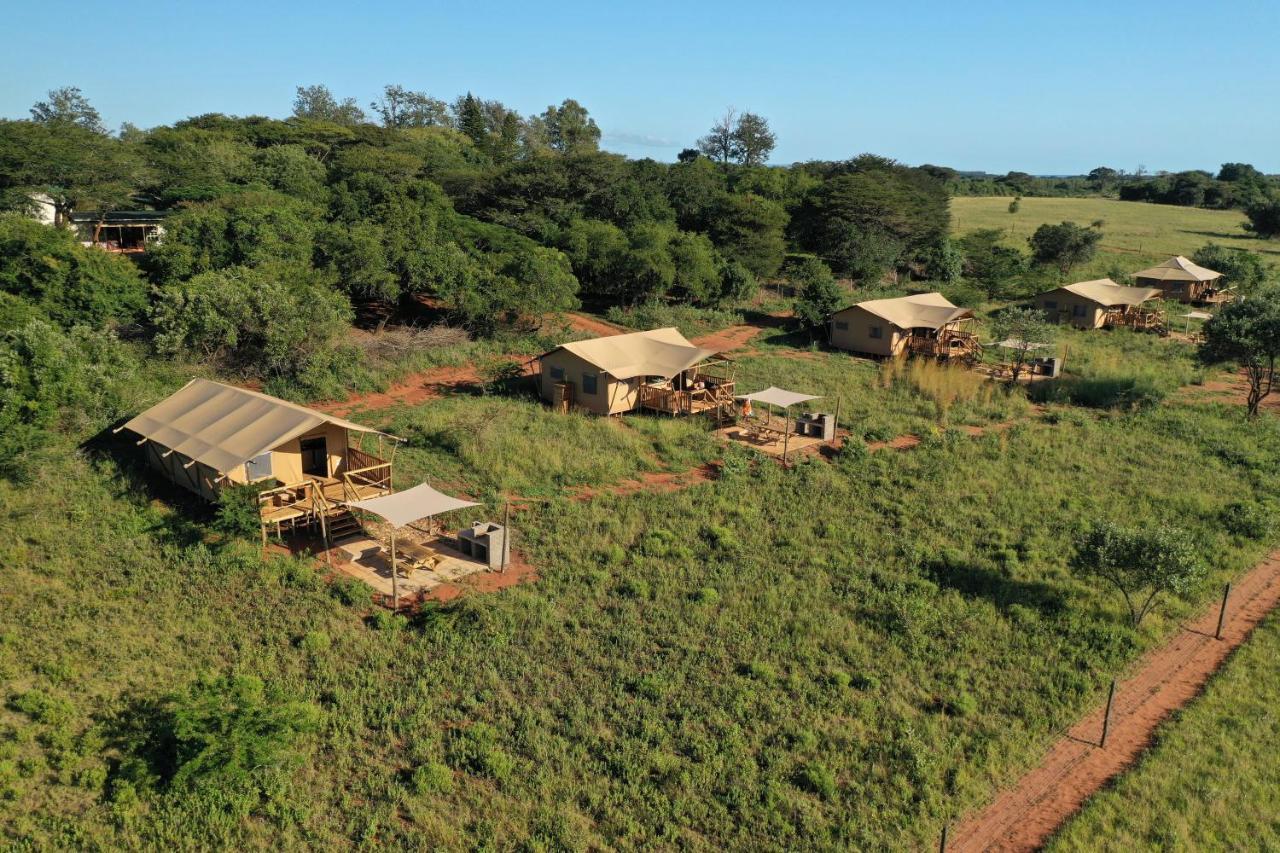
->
[300,436,328,477]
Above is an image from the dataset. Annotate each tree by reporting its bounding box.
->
[676,148,701,163]
[454,93,489,150]
[30,86,106,134]
[291,84,365,125]
[732,112,775,166]
[697,108,739,165]
[704,192,787,278]
[958,229,1027,297]
[369,85,450,128]
[1199,287,1280,416]
[524,100,600,156]
[1072,521,1204,628]
[1087,167,1119,192]
[0,120,141,226]
[790,257,842,331]
[1191,244,1268,296]
[1028,221,1101,274]
[990,306,1053,383]
[1244,200,1280,239]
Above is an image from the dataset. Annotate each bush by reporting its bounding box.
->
[125,674,321,793]
[447,723,515,781]
[1030,375,1167,410]
[1220,501,1275,540]
[150,264,353,383]
[213,482,271,540]
[797,762,837,799]
[411,761,454,794]
[0,214,148,328]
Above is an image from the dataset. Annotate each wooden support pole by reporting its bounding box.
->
[1100,679,1117,747]
[939,823,948,853]
[782,406,791,468]
[391,530,399,613]
[1215,582,1231,640]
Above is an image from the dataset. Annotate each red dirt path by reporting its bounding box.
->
[949,551,1280,852]
[315,355,532,417]
[692,323,765,352]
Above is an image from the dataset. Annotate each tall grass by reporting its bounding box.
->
[882,358,993,424]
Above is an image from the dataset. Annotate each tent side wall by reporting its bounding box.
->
[539,349,637,415]
[1036,290,1105,329]
[144,442,223,502]
[269,423,350,482]
[829,305,903,356]
[1134,276,1201,303]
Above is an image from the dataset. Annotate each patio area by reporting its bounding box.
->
[714,424,833,459]
[333,534,491,598]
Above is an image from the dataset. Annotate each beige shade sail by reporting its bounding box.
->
[1182,311,1214,320]
[121,378,389,474]
[1059,279,1161,307]
[1131,256,1222,283]
[348,482,479,528]
[546,327,719,380]
[837,292,973,330]
[736,386,821,408]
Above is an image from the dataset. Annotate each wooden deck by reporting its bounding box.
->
[259,451,393,540]
[638,380,737,417]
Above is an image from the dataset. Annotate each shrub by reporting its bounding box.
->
[329,576,373,608]
[797,762,838,799]
[1031,375,1167,410]
[0,214,148,328]
[131,674,321,793]
[447,723,515,781]
[692,586,720,605]
[214,482,270,540]
[1220,501,1275,540]
[605,301,743,338]
[410,761,454,794]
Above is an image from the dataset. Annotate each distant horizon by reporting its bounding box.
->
[3,0,1277,174]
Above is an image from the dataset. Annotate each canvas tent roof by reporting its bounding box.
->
[1131,256,1222,283]
[1059,279,1161,307]
[122,378,387,475]
[348,482,478,528]
[736,386,821,408]
[838,292,973,330]
[546,327,719,380]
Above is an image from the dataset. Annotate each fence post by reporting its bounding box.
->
[1100,679,1117,747]
[939,823,948,852]
[502,501,511,574]
[1215,582,1231,640]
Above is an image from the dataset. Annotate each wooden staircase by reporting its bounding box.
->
[325,508,363,541]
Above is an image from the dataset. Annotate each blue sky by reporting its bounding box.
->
[2,0,1277,173]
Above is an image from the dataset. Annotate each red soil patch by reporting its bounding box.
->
[315,355,533,417]
[1177,369,1279,412]
[692,324,765,353]
[563,312,631,337]
[868,434,923,451]
[949,551,1280,852]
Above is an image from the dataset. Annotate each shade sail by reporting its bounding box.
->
[348,482,479,529]
[122,379,387,474]
[1059,279,1160,307]
[1182,311,1214,321]
[546,327,719,380]
[1131,256,1222,283]
[838,292,972,330]
[736,386,821,408]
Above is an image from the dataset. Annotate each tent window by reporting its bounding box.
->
[245,452,273,481]
[1072,304,1087,317]
[1044,300,1057,310]
[834,320,849,331]
[869,326,883,339]
[549,365,565,381]
[582,373,599,395]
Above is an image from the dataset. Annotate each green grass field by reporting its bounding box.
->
[1049,614,1280,850]
[952,196,1278,263]
[3,326,1279,849]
